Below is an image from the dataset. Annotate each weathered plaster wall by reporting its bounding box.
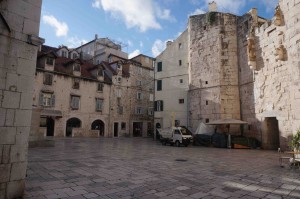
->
[188,13,240,131]
[155,30,189,129]
[0,0,42,198]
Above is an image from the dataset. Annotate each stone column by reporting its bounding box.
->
[0,0,43,198]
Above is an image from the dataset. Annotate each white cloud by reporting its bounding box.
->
[140,41,144,48]
[42,15,69,37]
[129,49,141,59]
[127,40,133,47]
[152,39,170,57]
[92,0,175,32]
[189,8,206,16]
[260,0,277,13]
[66,36,88,48]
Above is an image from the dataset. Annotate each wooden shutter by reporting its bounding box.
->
[51,94,55,107]
[160,100,164,111]
[39,93,44,106]
[154,101,157,111]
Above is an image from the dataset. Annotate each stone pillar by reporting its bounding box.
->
[0,0,43,198]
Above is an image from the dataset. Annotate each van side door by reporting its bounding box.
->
[173,129,182,142]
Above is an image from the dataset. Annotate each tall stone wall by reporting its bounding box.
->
[188,13,240,131]
[0,0,43,198]
[239,0,300,149]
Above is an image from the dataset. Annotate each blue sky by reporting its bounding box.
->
[40,0,278,58]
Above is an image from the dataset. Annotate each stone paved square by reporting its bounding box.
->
[25,138,300,199]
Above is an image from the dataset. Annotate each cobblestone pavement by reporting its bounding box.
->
[25,138,300,199]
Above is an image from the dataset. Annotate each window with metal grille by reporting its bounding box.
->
[135,107,143,115]
[43,73,53,85]
[154,100,163,112]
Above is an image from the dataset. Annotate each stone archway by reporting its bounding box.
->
[66,117,81,137]
[91,120,105,136]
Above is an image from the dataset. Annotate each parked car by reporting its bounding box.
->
[159,127,193,147]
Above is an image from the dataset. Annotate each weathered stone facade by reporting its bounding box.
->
[188,13,241,131]
[156,0,300,150]
[0,0,43,198]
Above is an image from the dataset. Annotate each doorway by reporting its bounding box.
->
[114,122,118,137]
[46,117,55,136]
[133,122,143,137]
[66,118,81,137]
[91,120,105,136]
[263,117,280,150]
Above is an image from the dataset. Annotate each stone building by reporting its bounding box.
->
[154,30,189,129]
[155,0,300,150]
[106,54,155,137]
[0,0,43,198]
[31,45,155,138]
[31,45,112,138]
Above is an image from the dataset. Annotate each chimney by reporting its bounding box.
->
[209,1,217,12]
[95,34,98,39]
[166,40,173,47]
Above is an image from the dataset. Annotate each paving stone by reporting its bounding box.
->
[24,138,300,199]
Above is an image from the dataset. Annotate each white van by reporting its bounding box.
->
[159,127,193,147]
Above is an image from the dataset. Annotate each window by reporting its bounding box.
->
[73,78,80,89]
[148,107,154,115]
[72,53,78,59]
[121,122,126,130]
[136,80,142,87]
[46,58,54,65]
[157,62,162,72]
[108,57,112,63]
[96,98,103,111]
[98,69,103,76]
[73,63,80,72]
[157,80,162,91]
[117,77,122,83]
[71,95,80,110]
[205,118,209,123]
[155,100,163,112]
[206,100,208,105]
[135,107,143,115]
[62,51,67,58]
[149,94,154,101]
[118,106,123,114]
[180,79,183,84]
[179,43,182,49]
[116,88,122,98]
[179,99,184,104]
[205,81,208,84]
[137,92,143,100]
[39,92,55,107]
[97,83,104,92]
[149,88,153,93]
[138,67,142,74]
[39,117,47,127]
[179,60,182,66]
[43,73,53,85]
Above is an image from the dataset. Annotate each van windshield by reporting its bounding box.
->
[180,128,190,135]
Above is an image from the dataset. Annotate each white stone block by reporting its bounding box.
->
[15,109,32,127]
[16,127,30,145]
[5,73,18,92]
[20,92,33,110]
[5,109,15,127]
[23,18,40,35]
[0,127,16,145]
[2,91,20,109]
[17,75,34,93]
[6,180,25,199]
[1,145,11,164]
[0,108,5,126]
[17,58,36,77]
[10,162,27,181]
[10,144,28,163]
[0,164,11,183]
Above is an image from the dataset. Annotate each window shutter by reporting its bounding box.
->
[160,101,164,111]
[154,101,157,111]
[51,94,55,107]
[39,93,44,106]
[150,94,153,101]
[141,93,144,100]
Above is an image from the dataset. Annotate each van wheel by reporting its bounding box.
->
[175,141,180,147]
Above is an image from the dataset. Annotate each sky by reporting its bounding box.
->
[40,0,278,59]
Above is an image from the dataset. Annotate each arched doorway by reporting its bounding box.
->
[66,118,81,137]
[91,120,105,136]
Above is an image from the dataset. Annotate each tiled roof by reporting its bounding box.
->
[41,45,59,53]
